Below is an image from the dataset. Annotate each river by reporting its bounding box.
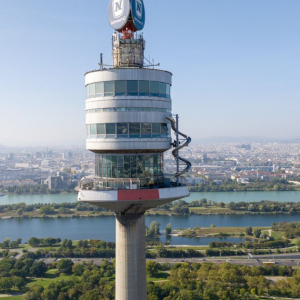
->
[1,191,300,205]
[0,191,299,245]
[1,214,300,245]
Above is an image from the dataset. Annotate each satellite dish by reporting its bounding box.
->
[107,0,146,32]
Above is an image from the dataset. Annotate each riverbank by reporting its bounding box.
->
[2,206,300,220]
[1,214,300,244]
[3,191,76,196]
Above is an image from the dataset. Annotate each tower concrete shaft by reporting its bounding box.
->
[116,213,147,300]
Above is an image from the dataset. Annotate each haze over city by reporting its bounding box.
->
[1,0,300,146]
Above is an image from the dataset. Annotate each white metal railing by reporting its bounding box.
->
[80,176,187,191]
[80,177,141,191]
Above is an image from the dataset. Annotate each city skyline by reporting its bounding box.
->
[1,0,300,147]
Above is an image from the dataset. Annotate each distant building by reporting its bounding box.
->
[213,180,223,185]
[7,153,14,160]
[185,177,206,186]
[237,177,250,184]
[46,176,63,190]
[41,160,51,167]
[35,152,42,159]
[45,172,71,190]
[0,180,36,187]
[236,144,251,150]
[15,163,31,169]
[202,154,208,163]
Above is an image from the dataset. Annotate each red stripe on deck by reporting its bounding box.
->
[118,189,159,201]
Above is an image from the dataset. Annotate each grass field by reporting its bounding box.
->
[0,211,115,219]
[0,297,23,300]
[147,271,170,282]
[189,207,232,214]
[165,246,207,250]
[271,231,285,240]
[26,269,76,288]
[195,226,270,235]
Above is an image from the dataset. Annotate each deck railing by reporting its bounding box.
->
[80,176,186,191]
[80,177,141,191]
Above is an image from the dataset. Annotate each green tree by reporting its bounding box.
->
[30,261,47,277]
[254,228,262,238]
[245,226,253,236]
[146,260,160,277]
[2,238,10,249]
[39,206,56,215]
[57,259,74,274]
[166,223,172,236]
[17,208,24,216]
[147,222,161,238]
[10,241,19,249]
[200,198,207,205]
[24,285,44,300]
[66,240,73,248]
[0,277,13,291]
[28,237,39,247]
[72,263,85,276]
[12,276,26,290]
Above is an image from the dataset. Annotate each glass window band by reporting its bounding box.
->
[86,123,171,139]
[86,107,171,114]
[86,80,171,99]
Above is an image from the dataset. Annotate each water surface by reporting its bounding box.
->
[1,191,299,205]
[1,214,299,245]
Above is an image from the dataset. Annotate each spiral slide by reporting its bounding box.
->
[166,116,192,177]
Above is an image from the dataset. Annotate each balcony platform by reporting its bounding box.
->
[78,186,189,214]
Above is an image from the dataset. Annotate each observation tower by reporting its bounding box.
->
[78,0,191,299]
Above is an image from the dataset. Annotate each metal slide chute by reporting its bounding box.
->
[166,116,192,177]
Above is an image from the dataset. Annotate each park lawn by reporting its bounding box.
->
[0,297,23,300]
[291,238,300,245]
[26,270,76,288]
[166,246,207,250]
[199,226,270,235]
[22,244,61,251]
[189,207,232,214]
[147,271,170,282]
[198,227,246,235]
[271,231,285,240]
[261,230,270,236]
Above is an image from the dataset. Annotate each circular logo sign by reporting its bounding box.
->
[108,0,131,31]
[113,0,124,18]
[131,0,145,30]
[135,0,143,19]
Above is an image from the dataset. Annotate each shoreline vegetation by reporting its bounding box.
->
[189,178,300,192]
[0,221,299,258]
[1,184,77,195]
[1,199,300,220]
[1,179,300,196]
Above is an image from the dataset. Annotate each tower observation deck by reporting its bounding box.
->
[78,1,191,299]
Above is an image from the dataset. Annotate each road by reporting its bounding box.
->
[37,254,300,267]
[154,258,300,267]
[2,253,300,267]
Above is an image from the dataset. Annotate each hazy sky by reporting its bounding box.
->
[0,0,300,147]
